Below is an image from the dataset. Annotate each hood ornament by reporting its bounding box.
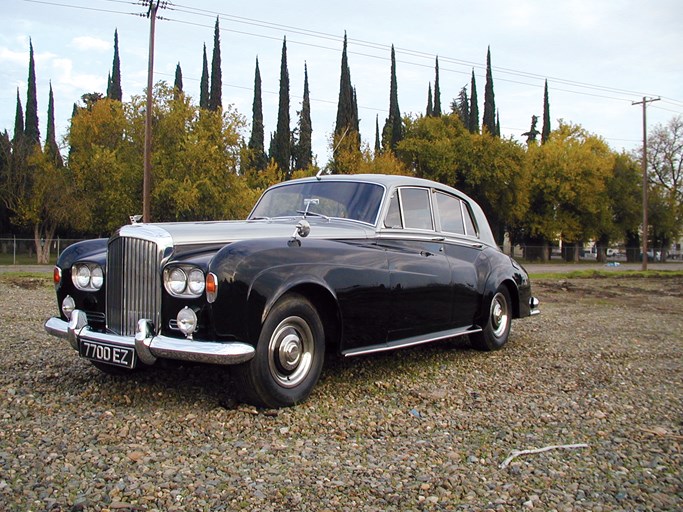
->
[129,214,143,224]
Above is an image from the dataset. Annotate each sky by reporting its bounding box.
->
[2,0,682,165]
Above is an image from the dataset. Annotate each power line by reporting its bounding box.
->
[23,0,682,109]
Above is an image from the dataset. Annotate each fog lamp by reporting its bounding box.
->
[61,295,76,320]
[177,307,198,338]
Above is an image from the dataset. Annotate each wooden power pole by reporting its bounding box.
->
[632,96,660,271]
[143,0,162,223]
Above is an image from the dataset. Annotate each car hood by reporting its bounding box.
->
[115,218,376,247]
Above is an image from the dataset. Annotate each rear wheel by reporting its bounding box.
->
[232,293,325,408]
[471,285,512,351]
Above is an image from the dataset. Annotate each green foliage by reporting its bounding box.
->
[432,57,441,117]
[468,70,479,134]
[272,38,291,176]
[247,58,267,171]
[542,80,550,144]
[199,44,209,110]
[24,40,40,146]
[107,30,122,101]
[334,33,359,162]
[293,63,313,171]
[382,45,403,152]
[173,62,183,99]
[45,83,63,168]
[482,47,496,136]
[209,17,222,112]
[645,116,683,252]
[68,83,256,232]
[523,122,615,246]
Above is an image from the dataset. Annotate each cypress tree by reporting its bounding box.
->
[433,56,441,116]
[209,17,222,111]
[483,46,496,135]
[25,39,40,146]
[496,110,501,137]
[468,69,480,134]
[374,114,380,156]
[426,83,433,117]
[352,87,360,137]
[294,62,312,171]
[273,37,291,175]
[45,82,63,167]
[107,29,122,101]
[13,88,24,145]
[334,33,360,155]
[453,86,469,127]
[248,57,267,170]
[382,45,403,152]
[199,44,209,109]
[541,79,551,144]
[173,62,183,98]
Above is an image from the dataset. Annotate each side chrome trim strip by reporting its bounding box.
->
[342,325,483,357]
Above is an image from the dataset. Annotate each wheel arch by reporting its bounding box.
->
[249,278,342,352]
[480,274,520,325]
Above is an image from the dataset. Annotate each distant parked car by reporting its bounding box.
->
[45,174,539,407]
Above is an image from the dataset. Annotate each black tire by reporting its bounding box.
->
[470,285,512,351]
[232,293,325,408]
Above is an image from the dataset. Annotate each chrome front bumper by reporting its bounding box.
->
[44,309,255,366]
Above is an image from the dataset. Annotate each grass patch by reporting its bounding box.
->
[529,269,683,280]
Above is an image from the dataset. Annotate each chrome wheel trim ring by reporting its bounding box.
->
[490,292,509,339]
[268,315,314,388]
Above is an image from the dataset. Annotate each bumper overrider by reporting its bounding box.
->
[44,309,255,367]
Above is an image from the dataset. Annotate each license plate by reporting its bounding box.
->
[80,340,136,369]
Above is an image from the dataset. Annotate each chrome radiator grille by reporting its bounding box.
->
[106,236,162,336]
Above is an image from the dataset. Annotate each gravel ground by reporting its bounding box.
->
[0,274,681,511]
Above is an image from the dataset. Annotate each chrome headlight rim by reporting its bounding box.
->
[163,265,205,298]
[71,263,104,291]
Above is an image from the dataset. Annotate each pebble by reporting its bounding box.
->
[0,276,681,511]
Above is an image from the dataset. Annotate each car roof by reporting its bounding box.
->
[282,173,498,248]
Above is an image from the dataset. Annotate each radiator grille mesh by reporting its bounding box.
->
[106,236,161,336]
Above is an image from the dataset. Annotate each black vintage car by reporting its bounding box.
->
[45,174,539,407]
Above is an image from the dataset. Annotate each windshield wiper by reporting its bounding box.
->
[296,210,330,221]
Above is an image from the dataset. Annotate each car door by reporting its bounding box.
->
[433,191,483,327]
[379,187,454,341]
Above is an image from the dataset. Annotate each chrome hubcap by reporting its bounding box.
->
[490,292,509,338]
[278,333,302,371]
[268,316,314,388]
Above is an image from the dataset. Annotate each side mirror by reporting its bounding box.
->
[288,220,311,247]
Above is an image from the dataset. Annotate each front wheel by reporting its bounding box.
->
[232,293,325,408]
[470,285,512,351]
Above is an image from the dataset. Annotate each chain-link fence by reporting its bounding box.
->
[1,236,680,265]
[0,237,86,265]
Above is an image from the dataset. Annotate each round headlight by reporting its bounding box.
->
[168,268,187,294]
[187,269,205,295]
[177,307,198,337]
[90,266,104,290]
[74,265,91,289]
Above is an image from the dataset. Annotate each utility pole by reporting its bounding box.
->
[632,96,660,271]
[143,0,162,223]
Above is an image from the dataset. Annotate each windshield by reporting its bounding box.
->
[249,181,385,225]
